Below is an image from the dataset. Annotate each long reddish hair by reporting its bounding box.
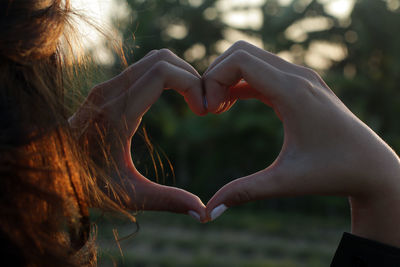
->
[0,1,131,266]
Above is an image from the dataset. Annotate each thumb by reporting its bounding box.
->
[131,180,207,222]
[206,167,282,221]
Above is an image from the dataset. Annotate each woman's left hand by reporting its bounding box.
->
[202,41,400,246]
[69,49,206,221]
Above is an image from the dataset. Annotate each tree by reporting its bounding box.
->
[109,0,400,213]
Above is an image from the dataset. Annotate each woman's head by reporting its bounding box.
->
[0,0,67,63]
[0,1,129,266]
[0,0,73,131]
[0,1,92,266]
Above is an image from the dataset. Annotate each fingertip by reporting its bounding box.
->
[186,99,208,116]
[184,78,209,116]
[210,204,228,221]
[138,182,206,215]
[203,95,209,111]
[205,194,229,222]
[188,210,201,222]
[202,78,218,113]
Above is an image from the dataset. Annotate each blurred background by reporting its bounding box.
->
[72,0,400,266]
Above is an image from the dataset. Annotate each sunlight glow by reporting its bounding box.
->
[221,9,264,30]
[72,0,130,64]
[305,41,348,69]
[386,0,400,11]
[278,0,294,6]
[184,43,207,62]
[318,0,356,19]
[217,28,264,53]
[203,7,218,20]
[188,0,205,7]
[284,16,334,42]
[73,0,356,69]
[72,0,113,45]
[165,23,189,39]
[216,0,266,11]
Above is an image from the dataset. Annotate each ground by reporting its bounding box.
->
[95,208,349,266]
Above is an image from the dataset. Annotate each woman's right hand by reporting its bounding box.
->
[69,49,207,221]
[203,41,400,247]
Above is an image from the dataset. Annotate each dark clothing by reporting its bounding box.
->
[331,232,400,266]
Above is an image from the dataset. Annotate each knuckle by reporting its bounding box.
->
[298,76,314,91]
[299,68,332,95]
[302,66,319,78]
[90,84,103,95]
[231,188,252,206]
[87,84,105,103]
[150,60,170,77]
[203,68,217,83]
[286,74,316,99]
[202,71,219,88]
[146,49,158,56]
[230,49,251,64]
[232,40,250,50]
[121,64,136,85]
[299,66,324,85]
[226,179,254,206]
[156,48,174,61]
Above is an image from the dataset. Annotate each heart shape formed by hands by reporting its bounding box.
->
[70,41,398,225]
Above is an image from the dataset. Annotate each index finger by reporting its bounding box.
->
[204,41,307,78]
[203,49,301,115]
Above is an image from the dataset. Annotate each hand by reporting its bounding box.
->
[69,49,207,221]
[203,41,400,246]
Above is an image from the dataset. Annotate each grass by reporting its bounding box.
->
[94,208,349,266]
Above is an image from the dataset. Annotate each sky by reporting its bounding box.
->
[71,0,130,63]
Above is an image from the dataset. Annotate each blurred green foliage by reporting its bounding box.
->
[98,0,400,215]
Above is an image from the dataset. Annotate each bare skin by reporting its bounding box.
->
[70,41,400,247]
[69,49,207,220]
[203,41,400,247]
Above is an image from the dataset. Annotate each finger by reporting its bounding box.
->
[198,80,265,114]
[88,49,201,106]
[204,40,305,77]
[205,167,282,221]
[205,151,370,221]
[129,60,205,116]
[105,60,204,130]
[131,178,207,222]
[203,49,298,115]
[122,48,201,83]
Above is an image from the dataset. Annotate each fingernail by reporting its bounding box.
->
[203,96,208,110]
[188,210,201,222]
[210,204,228,221]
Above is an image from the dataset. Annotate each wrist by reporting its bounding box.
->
[349,152,400,248]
